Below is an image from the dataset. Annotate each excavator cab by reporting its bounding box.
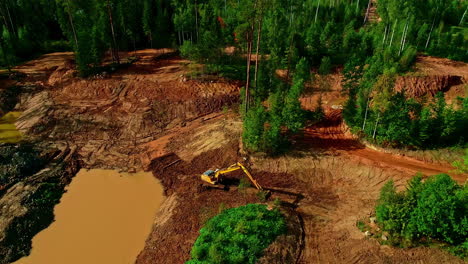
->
[201,169,220,185]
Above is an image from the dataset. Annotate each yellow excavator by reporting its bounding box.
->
[200,162,264,190]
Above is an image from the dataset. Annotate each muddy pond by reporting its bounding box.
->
[13,169,164,264]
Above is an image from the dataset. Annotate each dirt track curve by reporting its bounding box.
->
[299,110,466,183]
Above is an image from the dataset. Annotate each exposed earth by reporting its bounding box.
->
[0,50,466,264]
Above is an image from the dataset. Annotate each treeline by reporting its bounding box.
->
[175,0,370,153]
[378,0,467,62]
[376,174,467,257]
[56,0,173,75]
[344,85,468,148]
[341,30,467,148]
[1,0,467,151]
[173,0,467,152]
[0,0,67,69]
[340,0,468,149]
[0,0,173,75]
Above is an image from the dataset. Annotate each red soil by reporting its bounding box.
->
[298,110,467,183]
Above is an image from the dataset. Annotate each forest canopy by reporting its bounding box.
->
[1,0,466,151]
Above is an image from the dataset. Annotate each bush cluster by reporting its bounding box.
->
[376,174,467,255]
[0,144,45,187]
[186,204,286,264]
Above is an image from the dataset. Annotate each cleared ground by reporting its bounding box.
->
[1,50,466,264]
[136,113,465,264]
[5,50,240,171]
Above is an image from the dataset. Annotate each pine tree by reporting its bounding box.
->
[242,104,266,152]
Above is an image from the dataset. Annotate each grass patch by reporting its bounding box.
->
[356,220,366,232]
[187,204,286,264]
[0,112,22,143]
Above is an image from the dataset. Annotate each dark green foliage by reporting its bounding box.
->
[0,0,65,68]
[356,220,366,232]
[282,79,305,133]
[0,0,176,74]
[0,166,71,263]
[0,143,74,263]
[344,90,468,148]
[318,56,332,75]
[339,0,467,150]
[1,0,466,71]
[410,175,467,244]
[186,204,286,264]
[0,86,21,114]
[261,114,284,154]
[399,46,417,72]
[2,0,467,149]
[375,174,467,254]
[377,0,468,62]
[0,144,45,187]
[241,58,316,154]
[376,180,411,235]
[452,149,468,174]
[242,104,267,152]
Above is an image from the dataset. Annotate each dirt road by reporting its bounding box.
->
[299,110,466,183]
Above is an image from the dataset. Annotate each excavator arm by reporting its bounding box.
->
[207,162,263,190]
[237,163,263,190]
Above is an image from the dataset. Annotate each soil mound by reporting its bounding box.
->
[47,59,76,86]
[9,50,241,171]
[395,75,464,97]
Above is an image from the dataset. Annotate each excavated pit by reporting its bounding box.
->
[11,50,241,171]
[1,50,466,264]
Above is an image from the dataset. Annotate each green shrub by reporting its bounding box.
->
[356,220,366,232]
[376,180,412,235]
[180,42,200,61]
[187,204,286,264]
[242,105,267,152]
[238,178,251,193]
[256,191,269,202]
[399,46,417,72]
[410,174,467,244]
[375,173,467,253]
[452,149,468,174]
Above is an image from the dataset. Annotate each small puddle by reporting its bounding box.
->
[0,111,22,143]
[13,169,164,264]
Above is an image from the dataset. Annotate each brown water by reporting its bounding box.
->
[13,169,164,264]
